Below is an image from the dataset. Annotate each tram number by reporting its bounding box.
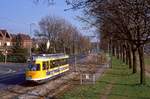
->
[46,71,53,75]
[46,67,68,76]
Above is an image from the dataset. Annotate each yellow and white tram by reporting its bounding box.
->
[25,54,69,82]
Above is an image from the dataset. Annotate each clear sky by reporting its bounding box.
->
[0,0,97,41]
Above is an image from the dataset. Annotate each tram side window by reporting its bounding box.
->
[46,61,50,70]
[43,62,47,70]
[55,60,60,66]
[50,59,68,69]
[36,64,40,71]
[51,60,57,68]
[60,59,68,65]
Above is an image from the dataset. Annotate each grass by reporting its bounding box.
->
[145,55,150,65]
[145,55,150,72]
[60,57,150,99]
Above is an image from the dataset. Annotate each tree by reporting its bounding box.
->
[35,15,91,55]
[11,35,28,63]
[66,0,150,84]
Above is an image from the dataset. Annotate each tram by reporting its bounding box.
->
[25,54,69,82]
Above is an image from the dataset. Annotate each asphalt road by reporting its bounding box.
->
[0,54,86,90]
[0,63,26,90]
[0,63,26,75]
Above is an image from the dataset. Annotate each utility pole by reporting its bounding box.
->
[74,33,77,72]
[96,36,99,63]
[29,23,35,57]
[4,32,7,64]
[4,50,7,64]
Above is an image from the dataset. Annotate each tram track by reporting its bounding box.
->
[16,72,78,99]
[0,71,78,99]
[0,54,87,98]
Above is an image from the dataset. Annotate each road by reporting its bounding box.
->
[0,63,26,75]
[0,63,26,90]
[0,54,86,90]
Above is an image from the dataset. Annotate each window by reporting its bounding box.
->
[6,42,10,46]
[36,64,40,71]
[59,59,68,65]
[51,60,57,68]
[28,64,40,71]
[43,62,46,70]
[50,58,68,68]
[46,61,50,70]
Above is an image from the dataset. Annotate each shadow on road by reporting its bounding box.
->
[0,73,25,86]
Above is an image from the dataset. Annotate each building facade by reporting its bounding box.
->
[0,30,32,54]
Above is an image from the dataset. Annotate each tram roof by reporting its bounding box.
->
[32,53,69,61]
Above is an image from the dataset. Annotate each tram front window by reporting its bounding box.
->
[28,64,40,71]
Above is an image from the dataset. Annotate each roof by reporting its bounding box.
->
[32,53,69,61]
[0,29,11,39]
[17,33,31,40]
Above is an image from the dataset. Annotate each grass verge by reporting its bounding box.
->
[60,57,150,99]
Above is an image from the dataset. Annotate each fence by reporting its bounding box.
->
[80,73,96,84]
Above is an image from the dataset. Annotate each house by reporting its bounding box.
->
[0,29,33,55]
[0,29,12,47]
[0,30,12,53]
[14,33,32,49]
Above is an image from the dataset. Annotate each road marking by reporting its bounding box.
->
[0,68,16,77]
[7,68,12,73]
[0,68,15,73]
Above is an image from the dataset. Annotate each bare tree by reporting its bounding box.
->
[35,15,92,55]
[66,0,150,84]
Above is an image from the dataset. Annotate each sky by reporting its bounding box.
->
[0,0,97,41]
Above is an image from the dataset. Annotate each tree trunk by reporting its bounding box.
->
[112,44,115,56]
[123,46,126,63]
[132,49,137,73]
[125,47,129,65]
[127,44,132,69]
[114,47,117,57]
[117,45,120,59]
[119,45,123,60]
[138,46,146,85]
[128,48,132,69]
[120,45,123,61]
[54,45,56,53]
[121,45,124,62]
